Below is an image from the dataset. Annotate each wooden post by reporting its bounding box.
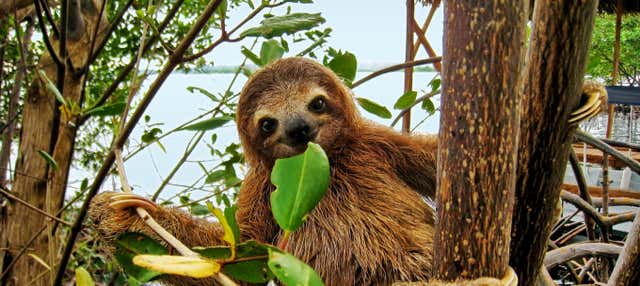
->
[434,0,527,280]
[509,1,598,285]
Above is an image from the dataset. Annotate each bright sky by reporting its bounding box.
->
[210,1,444,66]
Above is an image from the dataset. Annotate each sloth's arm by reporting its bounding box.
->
[88,192,225,248]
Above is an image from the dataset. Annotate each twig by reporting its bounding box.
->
[350,57,441,89]
[390,89,440,128]
[33,0,63,67]
[544,243,622,269]
[599,137,640,152]
[569,150,596,240]
[0,187,72,227]
[608,203,640,285]
[591,197,640,208]
[560,190,636,227]
[574,130,640,174]
[53,1,226,284]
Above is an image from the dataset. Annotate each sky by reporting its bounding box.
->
[209,1,444,66]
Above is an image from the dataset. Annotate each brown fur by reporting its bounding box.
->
[89,57,437,285]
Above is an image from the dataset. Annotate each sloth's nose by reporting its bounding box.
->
[285,118,315,146]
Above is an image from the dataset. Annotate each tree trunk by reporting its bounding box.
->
[509,1,598,285]
[2,1,105,284]
[434,0,526,280]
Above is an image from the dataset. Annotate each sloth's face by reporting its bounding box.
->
[249,83,345,160]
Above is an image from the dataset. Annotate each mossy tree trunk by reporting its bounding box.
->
[509,1,598,285]
[2,1,106,284]
[434,0,527,280]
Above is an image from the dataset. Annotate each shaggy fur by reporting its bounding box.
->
[89,57,438,285]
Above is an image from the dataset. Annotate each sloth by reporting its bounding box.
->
[89,57,438,285]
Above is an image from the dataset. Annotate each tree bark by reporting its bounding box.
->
[509,1,598,285]
[434,0,526,280]
[2,1,105,284]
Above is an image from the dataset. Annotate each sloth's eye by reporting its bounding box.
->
[308,96,326,113]
[259,118,278,134]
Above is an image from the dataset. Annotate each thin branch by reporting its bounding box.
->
[57,0,68,92]
[350,57,442,89]
[598,137,640,152]
[54,1,226,284]
[33,0,63,67]
[560,190,636,227]
[390,89,440,128]
[83,0,135,71]
[575,130,640,175]
[0,187,72,227]
[591,197,640,208]
[39,0,59,38]
[544,243,621,269]
[569,149,596,240]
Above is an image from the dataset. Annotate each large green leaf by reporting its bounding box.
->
[241,13,325,39]
[115,232,168,282]
[180,116,233,131]
[260,40,285,66]
[326,51,357,86]
[394,91,417,110]
[356,97,392,119]
[268,249,324,286]
[270,142,329,232]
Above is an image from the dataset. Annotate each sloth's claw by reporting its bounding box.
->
[108,193,158,213]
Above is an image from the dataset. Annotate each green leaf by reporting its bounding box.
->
[270,142,330,232]
[190,204,210,216]
[421,98,436,115]
[206,202,240,250]
[224,205,241,246]
[180,116,233,131]
[75,267,95,286]
[37,150,58,171]
[356,97,392,119]
[326,51,357,86]
[205,169,228,184]
[241,13,325,39]
[268,249,324,286]
[260,40,285,66]
[241,47,262,66]
[141,128,162,143]
[394,91,417,110]
[83,102,126,117]
[428,78,441,92]
[216,0,227,19]
[127,276,142,286]
[195,241,275,283]
[115,232,168,282]
[187,86,219,102]
[38,70,67,107]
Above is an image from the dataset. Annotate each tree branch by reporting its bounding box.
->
[575,129,640,174]
[350,57,441,89]
[560,190,636,227]
[0,187,72,227]
[544,242,621,269]
[390,89,439,128]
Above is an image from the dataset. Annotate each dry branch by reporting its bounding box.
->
[560,190,636,227]
[544,243,621,269]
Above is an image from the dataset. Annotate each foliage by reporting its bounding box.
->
[586,14,640,85]
[117,143,329,285]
